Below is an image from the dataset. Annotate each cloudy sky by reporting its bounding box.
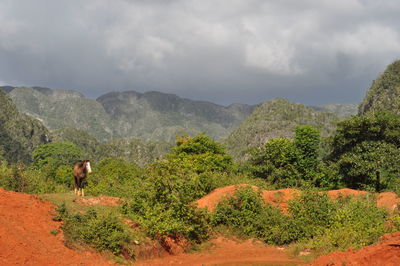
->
[1,0,399,106]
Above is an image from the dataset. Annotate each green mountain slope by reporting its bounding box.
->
[51,127,171,166]
[0,89,49,163]
[358,60,400,115]
[8,87,116,141]
[225,98,339,160]
[5,86,255,143]
[312,104,358,118]
[97,91,255,142]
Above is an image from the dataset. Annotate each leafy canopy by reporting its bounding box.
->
[32,142,84,169]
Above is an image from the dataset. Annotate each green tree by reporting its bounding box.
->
[294,125,321,181]
[32,142,84,169]
[249,125,322,187]
[328,112,400,191]
[170,134,233,173]
[249,138,299,186]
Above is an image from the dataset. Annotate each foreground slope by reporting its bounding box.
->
[310,232,400,266]
[0,188,111,265]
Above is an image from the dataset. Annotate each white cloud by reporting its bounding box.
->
[0,0,400,105]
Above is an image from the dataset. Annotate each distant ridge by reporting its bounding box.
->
[5,86,255,142]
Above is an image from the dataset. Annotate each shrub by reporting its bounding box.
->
[61,208,132,255]
[308,195,388,252]
[212,186,285,243]
[280,192,338,243]
[85,158,144,197]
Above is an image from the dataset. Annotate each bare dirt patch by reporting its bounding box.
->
[0,188,112,265]
[309,232,400,266]
[73,195,121,206]
[134,236,301,266]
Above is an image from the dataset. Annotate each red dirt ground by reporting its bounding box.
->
[0,188,112,266]
[309,232,400,266]
[135,236,301,266]
[195,185,399,213]
[1,185,399,265]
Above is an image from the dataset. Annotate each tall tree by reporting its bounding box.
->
[328,112,400,191]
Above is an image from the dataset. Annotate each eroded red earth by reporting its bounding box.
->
[0,188,112,266]
[1,186,400,265]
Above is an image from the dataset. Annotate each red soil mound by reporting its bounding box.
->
[195,184,258,211]
[0,188,112,265]
[73,196,121,206]
[134,236,300,266]
[310,232,400,266]
[195,186,400,213]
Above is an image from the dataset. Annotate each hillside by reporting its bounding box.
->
[97,91,255,142]
[51,127,172,166]
[225,98,339,160]
[7,87,116,141]
[4,86,255,142]
[312,103,358,117]
[0,89,49,163]
[358,60,400,115]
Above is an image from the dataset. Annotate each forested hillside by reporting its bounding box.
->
[358,60,400,115]
[3,86,254,142]
[96,91,255,142]
[0,90,49,163]
[7,87,116,141]
[51,127,172,166]
[225,98,339,160]
[312,103,358,117]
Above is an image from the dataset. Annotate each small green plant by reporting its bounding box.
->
[50,230,59,236]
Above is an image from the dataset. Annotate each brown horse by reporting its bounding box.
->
[73,160,92,197]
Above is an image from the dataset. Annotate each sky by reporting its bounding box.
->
[0,0,400,106]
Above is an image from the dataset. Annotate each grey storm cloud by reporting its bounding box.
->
[1,0,400,105]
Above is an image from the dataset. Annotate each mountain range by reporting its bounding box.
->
[2,60,400,164]
[4,86,255,142]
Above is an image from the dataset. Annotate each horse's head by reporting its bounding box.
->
[85,160,93,174]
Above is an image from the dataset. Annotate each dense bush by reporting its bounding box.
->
[85,158,144,197]
[308,195,388,252]
[212,186,285,243]
[0,161,66,193]
[32,142,84,169]
[212,188,390,251]
[58,206,133,255]
[249,126,325,188]
[327,112,400,191]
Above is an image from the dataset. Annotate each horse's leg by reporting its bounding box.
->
[77,177,82,196]
[74,176,78,195]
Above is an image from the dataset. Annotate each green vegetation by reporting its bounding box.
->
[2,60,400,261]
[213,187,391,252]
[328,112,400,191]
[249,125,324,187]
[225,98,339,161]
[8,86,254,142]
[0,89,49,164]
[359,60,400,116]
